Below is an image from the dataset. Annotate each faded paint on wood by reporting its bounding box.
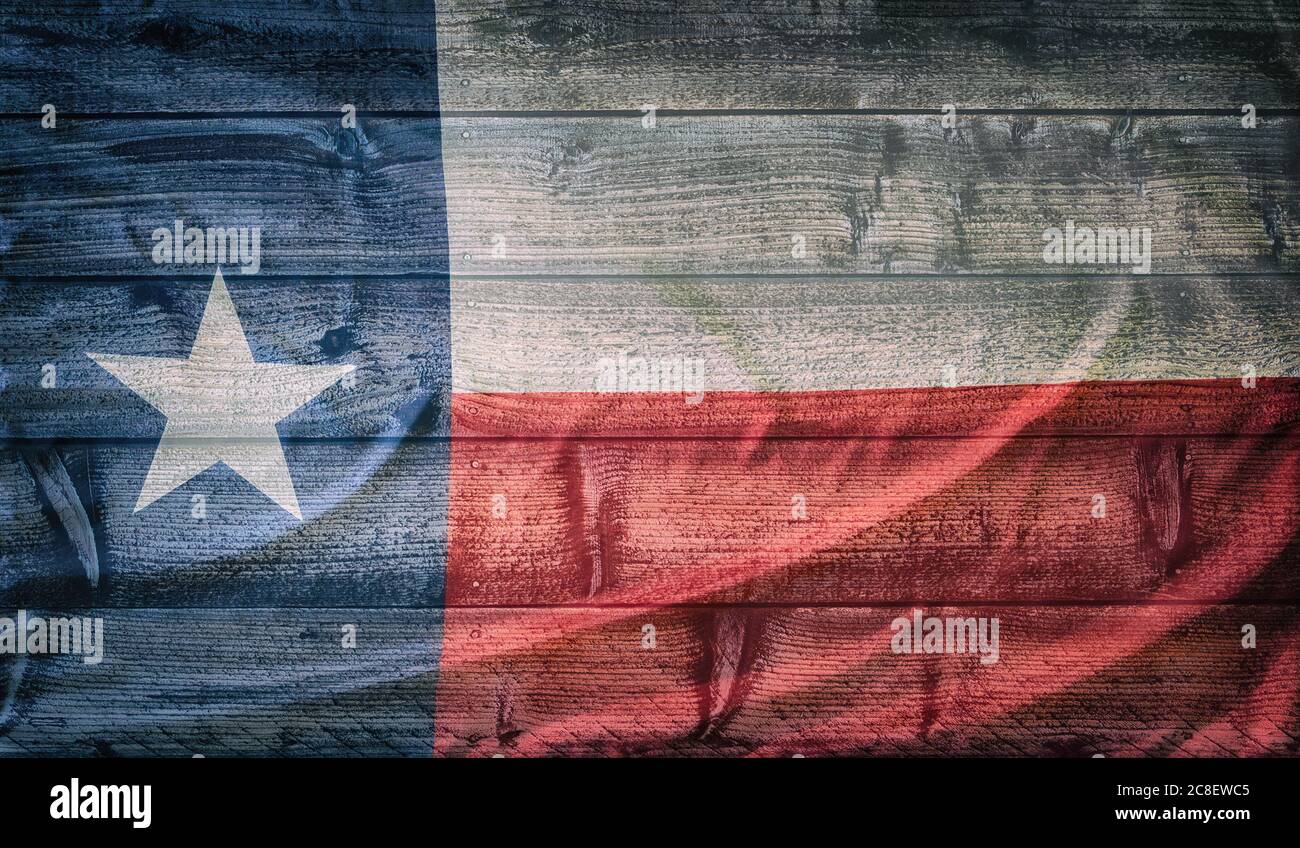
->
[6,430,1295,607]
[0,1,441,113]
[0,119,448,276]
[434,604,1300,756]
[434,0,1300,111]
[1,604,1293,757]
[1,444,446,607]
[441,115,1300,274]
[3,2,1297,112]
[5,277,1296,438]
[451,276,1300,394]
[0,0,1297,758]
[453,380,1300,439]
[1,278,449,439]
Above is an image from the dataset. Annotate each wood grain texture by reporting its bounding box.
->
[2,1,1297,112]
[452,275,1300,393]
[1,604,1294,757]
[6,275,1296,438]
[0,279,449,438]
[1,0,1298,759]
[0,0,442,112]
[19,448,99,588]
[434,0,1300,111]
[434,604,1300,756]
[6,430,1295,607]
[4,116,1297,277]
[454,380,1300,439]
[0,608,439,757]
[0,450,88,598]
[0,119,447,276]
[448,434,1300,605]
[1,443,447,607]
[441,115,1300,274]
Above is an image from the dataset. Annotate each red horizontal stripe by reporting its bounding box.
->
[438,379,1300,755]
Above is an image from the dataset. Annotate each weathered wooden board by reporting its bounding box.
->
[440,115,1300,274]
[8,431,1293,607]
[4,2,1297,112]
[1,0,1297,761]
[454,380,1300,439]
[0,119,448,277]
[434,604,1300,756]
[0,451,88,599]
[0,0,442,113]
[433,0,1300,111]
[3,604,1292,757]
[0,278,449,439]
[0,608,439,757]
[448,434,1300,605]
[2,443,446,607]
[6,276,1295,438]
[451,275,1300,394]
[4,116,1298,276]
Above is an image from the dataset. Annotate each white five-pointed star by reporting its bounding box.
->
[88,269,353,519]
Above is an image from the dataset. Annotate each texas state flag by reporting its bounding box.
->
[437,315,1299,756]
[0,2,1297,759]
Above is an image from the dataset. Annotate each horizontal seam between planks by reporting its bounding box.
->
[5,272,1300,285]
[1,108,1300,120]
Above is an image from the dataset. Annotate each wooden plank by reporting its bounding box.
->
[452,275,1300,394]
[89,442,448,607]
[6,275,1295,439]
[453,380,1300,439]
[434,0,1300,111]
[0,0,441,112]
[3,604,1294,757]
[0,119,447,276]
[5,116,1296,276]
[17,449,99,587]
[1,443,447,607]
[2,2,1297,113]
[441,115,1300,274]
[6,431,1295,606]
[434,604,1300,756]
[0,608,438,757]
[448,434,1300,605]
[0,450,89,598]
[0,278,450,439]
